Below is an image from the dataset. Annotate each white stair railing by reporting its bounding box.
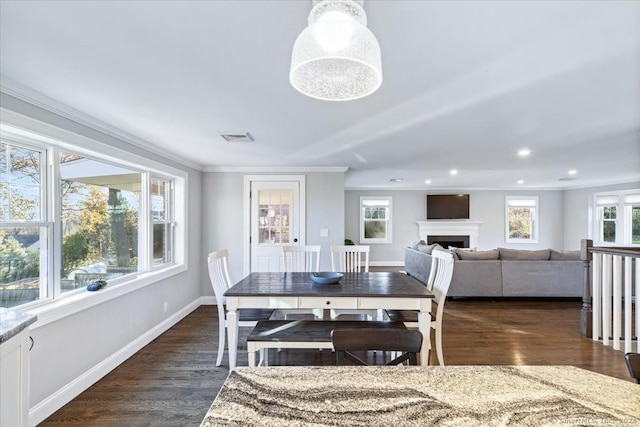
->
[583,240,639,353]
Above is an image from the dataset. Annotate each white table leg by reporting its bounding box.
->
[227,297,239,370]
[418,300,431,366]
[247,342,256,367]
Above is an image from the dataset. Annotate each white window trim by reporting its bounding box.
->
[505,195,539,244]
[150,175,176,269]
[359,196,392,244]
[1,108,188,316]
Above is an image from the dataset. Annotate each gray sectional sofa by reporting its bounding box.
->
[404,243,584,298]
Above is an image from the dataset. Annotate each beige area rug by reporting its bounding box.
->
[201,365,639,426]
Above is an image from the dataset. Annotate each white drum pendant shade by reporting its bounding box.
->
[290,0,382,101]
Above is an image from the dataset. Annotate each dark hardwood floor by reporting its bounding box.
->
[40,298,633,426]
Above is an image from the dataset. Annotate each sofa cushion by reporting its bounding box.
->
[409,240,427,251]
[549,249,581,261]
[455,248,499,260]
[499,248,550,260]
[449,246,476,260]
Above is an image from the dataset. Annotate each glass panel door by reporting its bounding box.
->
[258,189,292,245]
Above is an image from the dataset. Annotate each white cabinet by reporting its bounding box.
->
[0,327,31,427]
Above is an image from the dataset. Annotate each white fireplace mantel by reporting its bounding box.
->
[416,220,483,248]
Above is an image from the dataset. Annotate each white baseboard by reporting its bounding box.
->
[29,297,206,426]
[200,296,217,305]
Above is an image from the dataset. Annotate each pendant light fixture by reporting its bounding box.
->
[289,0,382,101]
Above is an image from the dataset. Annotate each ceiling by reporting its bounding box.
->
[1,0,639,190]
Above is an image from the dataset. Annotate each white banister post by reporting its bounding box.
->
[602,254,612,346]
[636,258,640,353]
[592,252,602,341]
[624,256,632,353]
[612,254,622,351]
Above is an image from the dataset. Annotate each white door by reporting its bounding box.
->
[248,178,304,272]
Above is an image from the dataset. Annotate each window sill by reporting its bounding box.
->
[21,264,187,329]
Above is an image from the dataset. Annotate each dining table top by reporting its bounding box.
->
[224,271,434,298]
[201,365,640,426]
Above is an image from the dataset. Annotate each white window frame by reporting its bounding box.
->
[505,196,538,243]
[150,175,175,269]
[592,190,640,246]
[0,139,54,303]
[359,196,392,244]
[0,110,187,318]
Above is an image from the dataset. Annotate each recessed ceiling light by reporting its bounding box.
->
[389,178,404,182]
[450,169,458,176]
[517,180,524,184]
[518,149,531,157]
[568,169,577,175]
[425,179,432,185]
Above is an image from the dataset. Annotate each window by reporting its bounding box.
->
[151,177,174,266]
[595,195,618,243]
[629,202,640,245]
[594,191,640,246]
[60,152,141,292]
[360,197,392,244]
[0,122,185,309]
[0,142,50,307]
[505,196,538,243]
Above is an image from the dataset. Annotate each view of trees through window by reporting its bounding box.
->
[505,196,537,243]
[508,207,533,239]
[602,206,616,243]
[633,206,640,244]
[1,141,143,308]
[60,152,140,292]
[1,143,45,307]
[363,205,388,239]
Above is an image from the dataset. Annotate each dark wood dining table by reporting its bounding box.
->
[224,271,434,369]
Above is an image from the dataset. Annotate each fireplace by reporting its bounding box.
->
[416,220,483,249]
[428,235,470,249]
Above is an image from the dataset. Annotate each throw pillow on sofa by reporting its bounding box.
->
[410,240,427,251]
[498,248,550,260]
[417,243,440,254]
[549,249,581,261]
[454,248,499,260]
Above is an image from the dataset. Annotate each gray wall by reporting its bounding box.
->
[201,171,345,291]
[1,93,203,413]
[346,189,566,264]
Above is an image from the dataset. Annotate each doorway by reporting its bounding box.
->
[243,175,306,274]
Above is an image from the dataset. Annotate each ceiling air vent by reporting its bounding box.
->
[219,132,254,142]
[558,177,576,181]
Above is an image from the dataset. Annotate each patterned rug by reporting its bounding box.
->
[201,366,639,426]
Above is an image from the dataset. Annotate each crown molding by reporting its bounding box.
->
[0,77,204,171]
[204,165,349,173]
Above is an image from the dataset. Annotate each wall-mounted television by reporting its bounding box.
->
[427,194,470,219]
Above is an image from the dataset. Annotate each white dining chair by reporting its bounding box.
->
[385,249,454,366]
[283,245,321,273]
[330,245,370,272]
[330,245,374,320]
[280,245,322,320]
[207,249,274,367]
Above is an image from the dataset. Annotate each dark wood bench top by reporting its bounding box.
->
[247,320,407,343]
